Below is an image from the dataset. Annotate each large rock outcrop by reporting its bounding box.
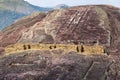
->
[0,5,120,80]
[0,5,120,54]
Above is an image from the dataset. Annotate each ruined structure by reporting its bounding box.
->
[5,43,104,55]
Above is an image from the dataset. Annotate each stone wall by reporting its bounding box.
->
[5,43,24,54]
[5,43,104,55]
[83,45,104,54]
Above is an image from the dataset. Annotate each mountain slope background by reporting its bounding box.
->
[54,4,69,9]
[0,0,52,30]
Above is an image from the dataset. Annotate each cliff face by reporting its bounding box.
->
[0,5,120,80]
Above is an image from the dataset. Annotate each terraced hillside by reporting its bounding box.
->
[0,5,120,80]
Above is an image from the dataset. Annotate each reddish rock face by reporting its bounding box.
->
[0,47,4,54]
[0,5,120,80]
[0,50,120,80]
[0,26,26,47]
[0,5,120,53]
[56,7,109,45]
[0,12,47,47]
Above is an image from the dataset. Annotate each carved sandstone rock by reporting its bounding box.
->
[0,5,120,54]
[0,5,120,80]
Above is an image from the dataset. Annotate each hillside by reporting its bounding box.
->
[0,5,120,80]
[0,0,52,30]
